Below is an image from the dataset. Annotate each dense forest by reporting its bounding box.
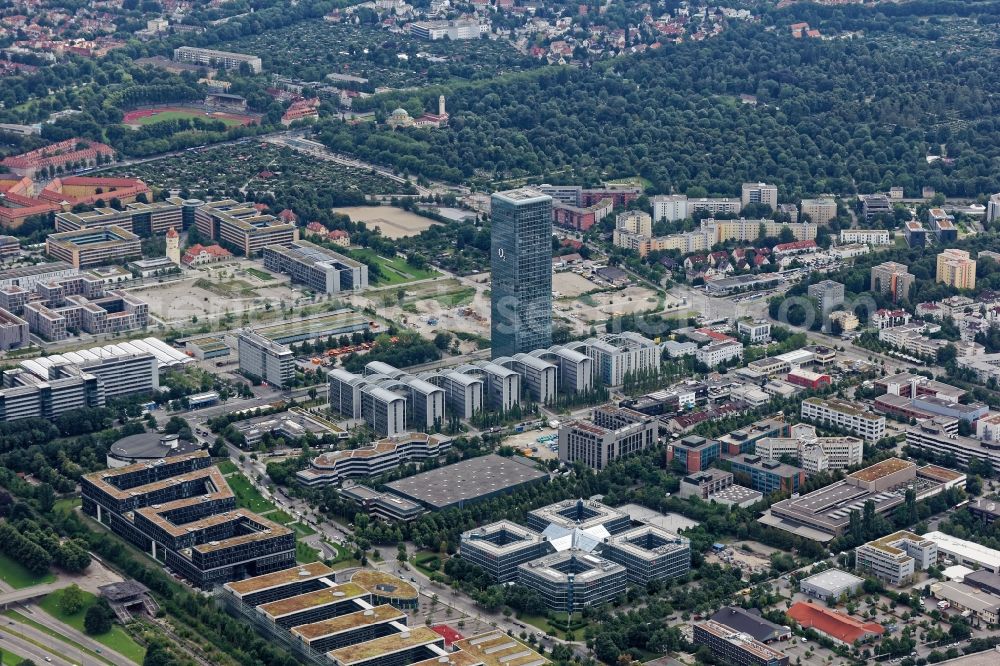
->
[317,24,1000,197]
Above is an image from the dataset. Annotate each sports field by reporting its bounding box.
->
[122,106,255,127]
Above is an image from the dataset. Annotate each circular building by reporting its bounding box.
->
[386,108,414,129]
[107,432,202,468]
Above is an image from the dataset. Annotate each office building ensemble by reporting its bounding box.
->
[936,249,977,290]
[295,433,452,487]
[855,531,937,586]
[82,452,294,588]
[173,46,262,72]
[906,416,1000,471]
[238,329,295,388]
[709,607,792,644]
[693,620,789,666]
[221,563,548,666]
[192,199,298,257]
[54,197,195,237]
[1,340,167,422]
[871,262,915,303]
[263,240,368,294]
[461,499,689,610]
[490,187,553,358]
[558,404,658,470]
[859,194,891,221]
[800,397,886,443]
[46,225,142,269]
[727,455,805,495]
[755,425,863,473]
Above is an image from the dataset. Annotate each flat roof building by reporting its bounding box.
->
[238,328,294,388]
[923,531,1000,574]
[193,199,297,257]
[931,581,1000,625]
[295,433,451,487]
[517,549,626,611]
[709,607,792,644]
[460,520,552,583]
[46,225,141,269]
[693,619,789,666]
[801,396,886,443]
[263,240,368,294]
[558,404,658,470]
[800,569,865,601]
[855,531,937,586]
[173,46,261,73]
[385,454,547,510]
[490,187,553,358]
[601,524,690,585]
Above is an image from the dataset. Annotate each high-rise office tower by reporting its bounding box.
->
[491,188,553,358]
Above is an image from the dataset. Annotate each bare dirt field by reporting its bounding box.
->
[332,206,441,239]
[131,261,300,325]
[553,271,600,298]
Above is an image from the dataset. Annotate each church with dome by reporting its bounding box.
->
[386,95,449,129]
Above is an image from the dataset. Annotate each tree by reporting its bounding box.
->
[84,603,112,635]
[60,584,85,616]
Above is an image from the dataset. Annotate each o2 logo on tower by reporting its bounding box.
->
[497,247,505,260]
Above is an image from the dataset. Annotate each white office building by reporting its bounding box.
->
[652,195,689,222]
[238,329,294,388]
[856,531,937,586]
[801,397,886,443]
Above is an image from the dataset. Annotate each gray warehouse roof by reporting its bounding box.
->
[385,454,547,510]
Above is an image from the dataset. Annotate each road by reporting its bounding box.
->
[19,605,134,666]
[0,622,84,666]
[1,614,106,666]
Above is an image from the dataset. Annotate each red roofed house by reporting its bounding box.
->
[1,139,115,179]
[181,243,234,266]
[328,229,350,247]
[39,176,150,209]
[787,602,883,645]
[281,98,320,126]
[695,327,737,343]
[278,209,298,224]
[773,239,818,258]
[0,173,60,229]
[305,221,326,234]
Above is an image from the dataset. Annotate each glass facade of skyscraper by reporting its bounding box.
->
[490,188,553,358]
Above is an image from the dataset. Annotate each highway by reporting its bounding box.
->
[0,623,82,666]
[0,614,106,666]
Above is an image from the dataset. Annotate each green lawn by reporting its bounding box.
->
[136,109,241,127]
[0,552,56,589]
[351,249,439,286]
[216,459,239,475]
[225,473,278,514]
[38,588,146,663]
[262,509,294,525]
[53,497,82,515]
[291,522,317,537]
[296,541,321,564]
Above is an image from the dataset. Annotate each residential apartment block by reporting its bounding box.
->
[741,182,778,209]
[871,262,916,303]
[801,397,886,442]
[173,46,262,72]
[840,228,890,245]
[936,249,976,290]
[800,198,837,225]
